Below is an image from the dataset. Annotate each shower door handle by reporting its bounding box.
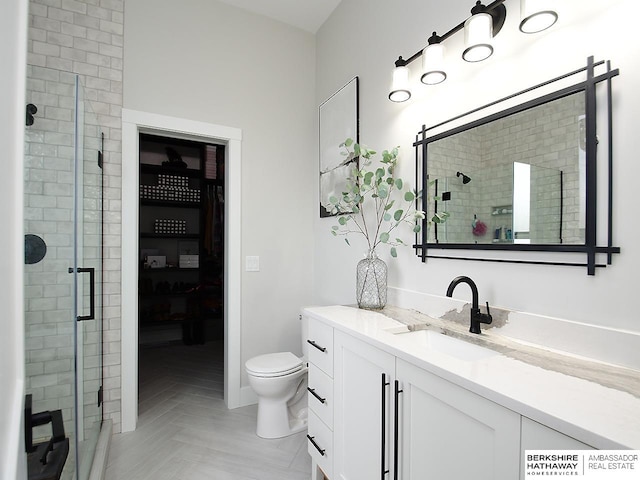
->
[70,267,95,321]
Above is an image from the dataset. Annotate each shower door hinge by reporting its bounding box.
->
[98,386,103,407]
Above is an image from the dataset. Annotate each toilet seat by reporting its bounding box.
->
[246,352,304,378]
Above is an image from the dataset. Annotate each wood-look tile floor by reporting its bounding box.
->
[105,341,311,480]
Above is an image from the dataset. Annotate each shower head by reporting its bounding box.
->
[456,171,471,184]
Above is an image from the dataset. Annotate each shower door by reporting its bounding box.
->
[24,68,103,480]
[73,76,104,480]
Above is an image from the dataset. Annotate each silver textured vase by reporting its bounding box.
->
[356,250,387,309]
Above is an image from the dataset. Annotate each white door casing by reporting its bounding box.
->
[121,109,242,432]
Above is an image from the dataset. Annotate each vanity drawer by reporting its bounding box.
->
[308,364,333,428]
[307,410,333,479]
[307,319,333,376]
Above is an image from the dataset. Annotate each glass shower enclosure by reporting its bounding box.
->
[24,66,103,480]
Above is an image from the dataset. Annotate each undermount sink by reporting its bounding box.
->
[393,328,499,362]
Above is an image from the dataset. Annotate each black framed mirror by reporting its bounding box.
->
[414,57,620,275]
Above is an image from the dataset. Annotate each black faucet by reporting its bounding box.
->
[446,276,492,334]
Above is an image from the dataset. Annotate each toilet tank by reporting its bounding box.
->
[300,314,309,360]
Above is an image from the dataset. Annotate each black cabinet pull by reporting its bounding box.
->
[307,434,325,456]
[381,373,390,479]
[394,380,403,480]
[307,387,326,404]
[307,339,326,352]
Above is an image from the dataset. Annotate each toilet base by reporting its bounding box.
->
[256,400,308,439]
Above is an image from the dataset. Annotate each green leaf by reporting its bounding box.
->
[390,247,397,258]
[378,184,389,199]
[384,200,395,211]
[338,216,348,225]
[329,196,338,204]
[331,230,337,236]
[404,191,415,202]
[344,138,353,147]
[387,177,394,185]
[413,224,421,233]
[376,168,385,179]
[394,209,403,221]
[354,144,361,156]
[395,178,403,190]
[331,226,339,230]
[345,238,350,246]
[364,171,374,185]
[380,232,390,243]
[352,205,360,214]
[431,215,441,224]
[396,238,404,245]
[384,213,391,222]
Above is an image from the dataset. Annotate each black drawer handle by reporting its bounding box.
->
[394,380,403,480]
[307,434,326,456]
[307,339,327,352]
[381,373,390,479]
[307,387,326,404]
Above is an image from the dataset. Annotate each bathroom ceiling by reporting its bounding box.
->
[215,0,342,33]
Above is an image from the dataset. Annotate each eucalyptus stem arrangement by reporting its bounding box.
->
[326,138,426,258]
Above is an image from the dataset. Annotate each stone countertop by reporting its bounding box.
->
[303,304,640,450]
[379,304,640,399]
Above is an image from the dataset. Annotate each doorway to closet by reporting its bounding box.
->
[121,109,243,432]
[137,133,225,414]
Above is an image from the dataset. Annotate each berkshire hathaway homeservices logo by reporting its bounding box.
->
[525,451,639,478]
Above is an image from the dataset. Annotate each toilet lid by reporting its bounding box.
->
[246,352,303,377]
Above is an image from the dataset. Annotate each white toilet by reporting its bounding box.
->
[245,316,309,439]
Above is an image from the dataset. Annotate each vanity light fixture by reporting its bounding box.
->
[389,57,412,102]
[462,2,496,62]
[519,0,558,34]
[388,0,557,102]
[421,33,447,85]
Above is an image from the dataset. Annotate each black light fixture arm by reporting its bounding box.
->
[395,0,506,69]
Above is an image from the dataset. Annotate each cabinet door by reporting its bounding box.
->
[520,417,593,480]
[396,359,520,480]
[334,331,396,480]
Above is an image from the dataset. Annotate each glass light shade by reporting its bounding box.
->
[421,43,446,85]
[462,12,494,62]
[389,65,411,102]
[519,0,558,33]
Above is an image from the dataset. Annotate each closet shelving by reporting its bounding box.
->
[138,134,224,345]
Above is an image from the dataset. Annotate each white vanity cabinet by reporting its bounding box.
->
[304,309,612,480]
[396,359,521,480]
[333,330,396,480]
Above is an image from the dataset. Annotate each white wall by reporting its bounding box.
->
[314,0,640,333]
[123,0,316,389]
[0,0,27,477]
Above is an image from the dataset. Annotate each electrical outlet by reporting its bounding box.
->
[246,256,260,272]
